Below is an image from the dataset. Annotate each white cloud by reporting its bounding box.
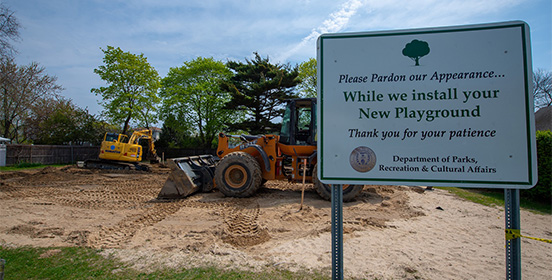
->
[275,0,535,64]
[276,0,364,62]
[4,0,549,116]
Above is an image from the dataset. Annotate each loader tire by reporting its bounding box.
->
[215,152,262,198]
[313,164,363,202]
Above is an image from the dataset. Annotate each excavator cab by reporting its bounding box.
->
[99,132,142,162]
[104,133,120,142]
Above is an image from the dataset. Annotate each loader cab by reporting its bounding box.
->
[279,98,317,146]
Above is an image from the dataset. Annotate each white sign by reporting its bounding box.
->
[317,21,537,189]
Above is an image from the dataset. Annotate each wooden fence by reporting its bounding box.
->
[4,144,216,166]
[5,145,99,166]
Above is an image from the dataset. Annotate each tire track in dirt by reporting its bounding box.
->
[87,198,272,249]
[87,200,186,248]
[1,167,274,249]
[1,169,163,210]
[221,201,270,247]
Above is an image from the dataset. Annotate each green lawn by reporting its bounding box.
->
[0,163,68,171]
[0,246,328,280]
[439,187,551,215]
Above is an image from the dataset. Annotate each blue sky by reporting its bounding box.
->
[4,0,551,116]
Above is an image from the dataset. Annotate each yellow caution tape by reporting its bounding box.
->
[505,229,552,244]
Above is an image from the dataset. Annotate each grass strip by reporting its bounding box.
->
[440,187,551,215]
[0,246,329,280]
[0,163,68,171]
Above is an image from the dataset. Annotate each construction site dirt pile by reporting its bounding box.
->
[0,166,550,279]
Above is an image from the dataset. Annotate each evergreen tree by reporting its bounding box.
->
[222,52,300,135]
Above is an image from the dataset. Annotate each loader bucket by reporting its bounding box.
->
[157,155,217,199]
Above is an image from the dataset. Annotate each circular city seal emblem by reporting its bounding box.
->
[349,146,376,173]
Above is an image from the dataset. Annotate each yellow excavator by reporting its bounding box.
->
[157,98,364,202]
[83,129,159,171]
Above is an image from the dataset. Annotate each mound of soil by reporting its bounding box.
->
[0,166,550,279]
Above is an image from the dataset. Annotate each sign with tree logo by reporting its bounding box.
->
[317,21,537,189]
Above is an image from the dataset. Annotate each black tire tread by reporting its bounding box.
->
[313,164,363,202]
[215,152,262,198]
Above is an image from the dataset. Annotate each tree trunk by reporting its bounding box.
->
[122,113,131,135]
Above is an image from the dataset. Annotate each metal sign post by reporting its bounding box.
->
[0,258,5,280]
[505,189,521,280]
[331,184,344,280]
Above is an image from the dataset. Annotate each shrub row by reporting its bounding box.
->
[522,130,551,202]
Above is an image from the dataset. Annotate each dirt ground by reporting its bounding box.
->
[0,166,550,279]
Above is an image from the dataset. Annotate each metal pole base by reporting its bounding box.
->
[505,189,521,280]
[331,184,343,280]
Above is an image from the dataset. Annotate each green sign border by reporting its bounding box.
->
[317,21,536,188]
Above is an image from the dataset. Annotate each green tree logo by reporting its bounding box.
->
[402,39,430,66]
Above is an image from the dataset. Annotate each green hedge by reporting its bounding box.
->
[522,130,551,202]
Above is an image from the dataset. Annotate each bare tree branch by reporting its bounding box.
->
[533,69,552,109]
[0,59,63,141]
[0,3,20,58]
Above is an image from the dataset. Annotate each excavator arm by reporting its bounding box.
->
[129,129,160,163]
